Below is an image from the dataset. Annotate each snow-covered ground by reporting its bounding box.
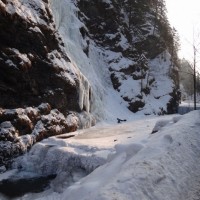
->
[1,111,200,200]
[178,101,200,114]
[1,1,200,200]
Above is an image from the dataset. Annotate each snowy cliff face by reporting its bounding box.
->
[0,0,180,170]
[0,0,179,123]
[50,0,179,117]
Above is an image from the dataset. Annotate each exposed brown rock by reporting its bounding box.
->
[0,1,81,113]
[0,104,79,168]
[128,100,145,113]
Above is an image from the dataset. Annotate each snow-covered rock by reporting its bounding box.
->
[74,0,180,115]
[0,104,79,169]
[0,0,93,116]
[0,121,18,142]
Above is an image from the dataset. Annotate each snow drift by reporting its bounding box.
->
[1,111,200,199]
[58,111,200,200]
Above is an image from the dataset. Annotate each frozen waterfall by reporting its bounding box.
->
[49,0,107,121]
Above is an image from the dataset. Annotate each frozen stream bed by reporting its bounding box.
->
[1,111,200,200]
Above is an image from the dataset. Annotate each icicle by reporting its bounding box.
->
[78,73,91,113]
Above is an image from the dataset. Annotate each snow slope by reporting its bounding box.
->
[57,111,200,200]
[49,0,179,121]
[1,111,200,199]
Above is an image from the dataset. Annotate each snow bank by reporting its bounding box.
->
[4,111,200,200]
[59,111,200,200]
[14,139,106,176]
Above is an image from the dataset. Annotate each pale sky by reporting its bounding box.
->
[165,0,200,63]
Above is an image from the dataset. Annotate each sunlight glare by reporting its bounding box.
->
[166,0,200,61]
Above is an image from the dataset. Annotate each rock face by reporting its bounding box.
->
[0,103,79,168]
[0,0,91,168]
[0,0,91,113]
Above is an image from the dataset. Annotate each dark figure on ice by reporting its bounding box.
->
[117,118,127,123]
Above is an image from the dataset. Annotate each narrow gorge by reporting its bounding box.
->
[0,0,180,171]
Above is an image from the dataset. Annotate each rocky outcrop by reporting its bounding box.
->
[0,0,91,113]
[0,0,93,169]
[0,103,79,169]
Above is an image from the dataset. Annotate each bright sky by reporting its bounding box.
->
[165,0,200,63]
